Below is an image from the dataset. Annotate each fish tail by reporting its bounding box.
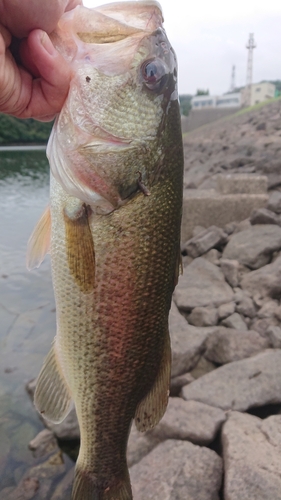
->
[72,464,132,500]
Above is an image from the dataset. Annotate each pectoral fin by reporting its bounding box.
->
[64,203,95,293]
[34,343,72,424]
[134,330,171,432]
[26,205,51,270]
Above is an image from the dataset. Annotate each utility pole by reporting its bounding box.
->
[245,33,256,106]
[230,65,236,92]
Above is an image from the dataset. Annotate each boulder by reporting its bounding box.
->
[174,258,234,311]
[221,313,248,330]
[181,349,281,411]
[150,398,226,446]
[218,302,236,320]
[222,412,281,500]
[222,225,281,269]
[130,439,222,500]
[220,259,239,288]
[267,190,281,214]
[204,327,269,364]
[250,207,280,226]
[169,302,215,377]
[188,307,218,327]
[183,226,228,258]
[241,255,281,299]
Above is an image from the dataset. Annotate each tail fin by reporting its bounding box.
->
[72,464,132,500]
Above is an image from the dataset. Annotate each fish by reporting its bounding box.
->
[26,1,183,499]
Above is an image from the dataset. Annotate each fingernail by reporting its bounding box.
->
[40,32,56,56]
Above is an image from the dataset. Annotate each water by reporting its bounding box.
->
[0,149,74,496]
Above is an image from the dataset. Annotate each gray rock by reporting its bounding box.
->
[267,190,281,214]
[266,326,281,348]
[28,429,58,459]
[274,305,281,321]
[127,423,161,468]
[257,299,278,318]
[188,307,218,327]
[234,292,256,318]
[190,356,217,379]
[223,225,281,269]
[151,398,226,446]
[130,440,223,500]
[170,373,195,396]
[202,248,221,265]
[217,174,267,195]
[218,302,236,320]
[204,327,269,364]
[0,477,40,500]
[50,468,74,500]
[222,412,281,500]
[241,255,281,298]
[174,258,234,311]
[261,415,281,447]
[250,207,280,225]
[221,312,248,331]
[181,349,281,411]
[220,259,239,288]
[250,318,279,336]
[232,219,251,233]
[183,226,228,258]
[169,301,215,377]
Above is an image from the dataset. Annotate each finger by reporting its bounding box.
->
[15,29,72,119]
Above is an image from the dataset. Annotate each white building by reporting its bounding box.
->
[191,93,241,110]
[241,82,276,107]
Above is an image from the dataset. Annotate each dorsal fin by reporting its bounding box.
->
[26,205,51,270]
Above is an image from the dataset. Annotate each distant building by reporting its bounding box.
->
[241,82,276,107]
[191,93,241,110]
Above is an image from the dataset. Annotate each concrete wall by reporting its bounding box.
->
[181,108,239,134]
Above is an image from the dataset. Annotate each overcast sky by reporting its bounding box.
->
[83,0,281,96]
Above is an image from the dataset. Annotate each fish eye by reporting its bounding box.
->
[141,58,169,92]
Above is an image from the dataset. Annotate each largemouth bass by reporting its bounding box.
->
[27,2,183,499]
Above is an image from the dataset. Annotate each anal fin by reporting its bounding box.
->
[34,343,72,424]
[26,205,51,270]
[134,330,171,432]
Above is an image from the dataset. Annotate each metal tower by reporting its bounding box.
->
[245,33,256,106]
[230,65,236,92]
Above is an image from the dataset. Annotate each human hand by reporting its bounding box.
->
[0,0,81,120]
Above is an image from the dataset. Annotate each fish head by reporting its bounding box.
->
[48,2,180,212]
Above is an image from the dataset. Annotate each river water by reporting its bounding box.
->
[0,149,74,495]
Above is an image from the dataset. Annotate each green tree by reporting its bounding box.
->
[179,94,192,116]
[196,89,209,96]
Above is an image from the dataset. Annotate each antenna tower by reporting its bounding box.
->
[230,65,236,92]
[245,33,256,106]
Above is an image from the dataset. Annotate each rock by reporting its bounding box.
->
[188,307,218,327]
[151,398,226,446]
[28,430,58,458]
[190,356,217,379]
[221,312,248,330]
[130,440,222,500]
[201,248,221,265]
[174,258,234,311]
[218,302,236,320]
[1,477,40,500]
[232,219,251,233]
[241,255,281,299]
[234,292,256,318]
[250,318,279,336]
[127,423,161,468]
[220,259,239,288]
[181,349,281,411]
[204,327,269,364]
[274,305,281,321]
[222,412,281,500]
[170,373,195,396]
[169,302,215,377]
[0,429,10,476]
[250,207,280,225]
[265,326,281,348]
[222,225,281,269]
[50,468,74,500]
[192,225,207,237]
[257,299,279,318]
[267,190,281,214]
[183,226,228,258]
